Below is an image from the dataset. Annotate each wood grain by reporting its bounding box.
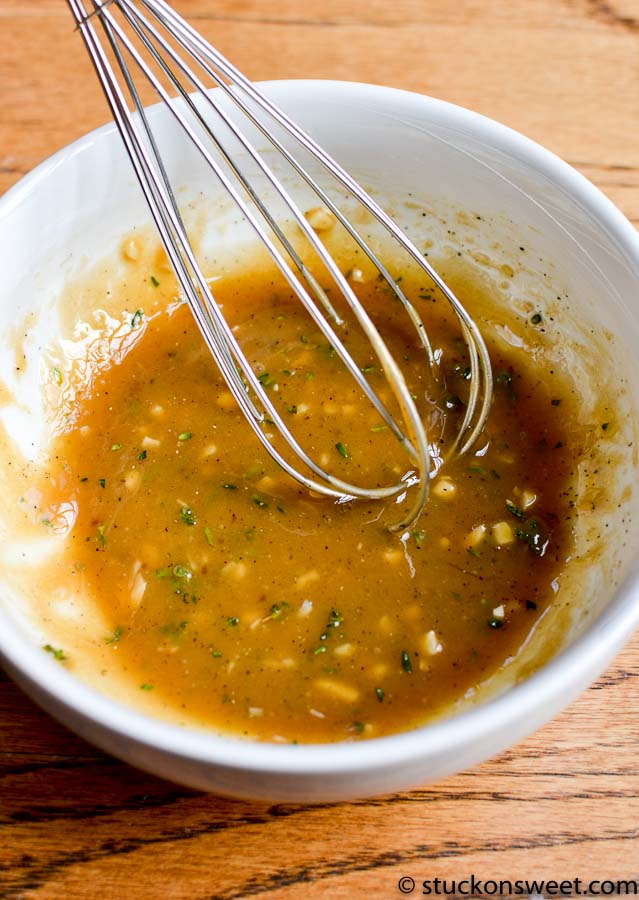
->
[1,0,639,897]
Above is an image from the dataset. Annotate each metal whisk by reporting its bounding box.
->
[67,0,493,531]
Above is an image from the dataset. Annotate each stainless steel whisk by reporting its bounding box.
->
[67,0,493,531]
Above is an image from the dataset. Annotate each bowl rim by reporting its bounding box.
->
[2,77,639,779]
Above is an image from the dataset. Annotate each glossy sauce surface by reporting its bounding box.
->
[39,261,577,742]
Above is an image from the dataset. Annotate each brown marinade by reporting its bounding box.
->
[41,262,576,743]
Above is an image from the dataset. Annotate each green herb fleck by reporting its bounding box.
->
[413,529,426,548]
[335,441,349,459]
[137,449,147,461]
[222,483,237,490]
[468,464,487,475]
[467,546,481,559]
[226,616,240,627]
[350,721,365,734]
[487,618,504,629]
[375,687,385,703]
[105,626,123,645]
[514,519,548,556]
[111,443,122,452]
[52,367,63,385]
[370,424,388,433]
[173,565,192,580]
[531,312,543,325]
[150,275,160,287]
[204,526,214,546]
[304,371,314,380]
[211,650,222,659]
[401,650,413,673]
[287,405,298,414]
[602,422,609,431]
[44,644,67,662]
[251,494,269,509]
[131,308,144,327]
[180,507,196,526]
[506,500,524,519]
[178,431,192,441]
[98,478,106,488]
[140,683,154,691]
[257,372,273,386]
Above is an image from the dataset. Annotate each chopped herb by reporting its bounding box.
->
[468,465,487,476]
[413,529,426,548]
[44,644,67,662]
[137,449,147,460]
[131,308,144,327]
[140,683,154,691]
[300,334,309,344]
[251,494,269,509]
[52,367,63,385]
[222,483,237,490]
[257,372,273,386]
[453,364,472,380]
[496,370,513,385]
[601,422,610,431]
[173,565,192,580]
[98,478,106,488]
[361,365,376,374]
[80,476,89,483]
[375,687,385,703]
[531,313,543,325]
[467,547,480,559]
[314,645,327,655]
[490,469,501,480]
[150,275,160,287]
[105,626,123,645]
[287,405,298,414]
[160,621,189,636]
[401,650,413,673]
[506,500,524,519]
[442,393,462,410]
[304,371,314,380]
[180,506,196,526]
[264,602,290,622]
[335,441,349,459]
[226,616,240,627]
[370,424,388,433]
[514,519,549,556]
[211,650,222,659]
[96,524,107,548]
[487,618,504,629]
[177,431,192,441]
[350,721,365,734]
[111,443,123,451]
[204,526,214,546]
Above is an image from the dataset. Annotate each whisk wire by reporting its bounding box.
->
[67,0,493,529]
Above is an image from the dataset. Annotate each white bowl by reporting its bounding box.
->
[1,80,639,802]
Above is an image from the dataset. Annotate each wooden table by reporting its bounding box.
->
[2,1,639,896]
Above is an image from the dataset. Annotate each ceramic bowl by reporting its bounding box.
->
[1,80,639,802]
